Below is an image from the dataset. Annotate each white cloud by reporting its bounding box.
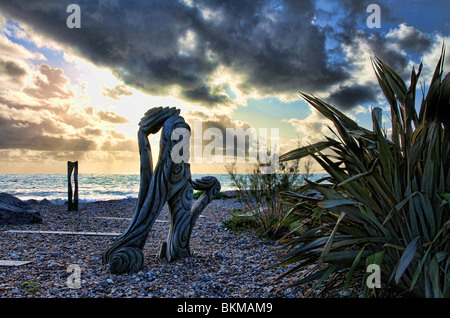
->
[0,33,45,61]
[178,29,198,56]
[341,33,379,87]
[0,27,205,173]
[5,17,65,54]
[420,35,450,88]
[283,106,332,145]
[0,56,143,172]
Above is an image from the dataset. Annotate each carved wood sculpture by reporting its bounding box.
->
[102,107,221,274]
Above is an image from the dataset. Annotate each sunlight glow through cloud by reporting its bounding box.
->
[0,1,448,173]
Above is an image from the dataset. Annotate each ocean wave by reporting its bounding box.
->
[49,196,138,205]
[0,173,327,204]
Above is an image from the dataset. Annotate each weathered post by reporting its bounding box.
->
[372,107,382,132]
[103,107,220,274]
[68,161,78,211]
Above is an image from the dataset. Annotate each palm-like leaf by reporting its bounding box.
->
[277,46,449,298]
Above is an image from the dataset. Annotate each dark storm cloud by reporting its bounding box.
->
[0,58,28,86]
[0,0,435,110]
[182,84,230,105]
[387,23,433,54]
[326,84,379,110]
[191,0,348,93]
[0,59,27,77]
[0,0,348,104]
[331,0,432,78]
[0,0,223,104]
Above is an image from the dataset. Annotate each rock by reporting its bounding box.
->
[39,198,52,205]
[0,193,30,209]
[0,193,42,225]
[25,199,39,205]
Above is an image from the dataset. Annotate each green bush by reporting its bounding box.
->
[222,209,261,233]
[277,47,449,298]
[193,190,236,200]
[19,281,41,294]
[193,190,205,200]
[222,208,293,239]
[226,158,311,239]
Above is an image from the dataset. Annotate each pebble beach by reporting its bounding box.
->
[0,194,313,299]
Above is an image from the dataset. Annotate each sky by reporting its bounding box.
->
[0,0,448,174]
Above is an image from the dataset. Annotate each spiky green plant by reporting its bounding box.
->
[276,47,449,298]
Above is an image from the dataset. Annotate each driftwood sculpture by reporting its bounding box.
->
[103,107,221,274]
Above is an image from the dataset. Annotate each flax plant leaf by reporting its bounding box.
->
[395,236,421,284]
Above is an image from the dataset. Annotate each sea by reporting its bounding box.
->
[0,173,238,204]
[0,173,328,204]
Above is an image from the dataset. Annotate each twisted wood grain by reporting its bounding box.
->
[103,107,220,274]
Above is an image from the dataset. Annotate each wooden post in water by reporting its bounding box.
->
[68,161,78,211]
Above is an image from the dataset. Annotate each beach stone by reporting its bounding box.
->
[39,199,52,205]
[24,199,39,205]
[0,193,43,225]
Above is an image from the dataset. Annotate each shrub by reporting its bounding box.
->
[193,190,236,200]
[19,281,41,294]
[276,47,449,297]
[226,157,311,239]
[222,208,261,233]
